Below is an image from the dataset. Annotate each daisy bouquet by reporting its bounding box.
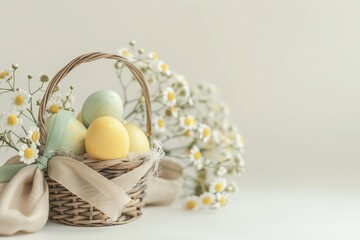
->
[0,65,75,165]
[116,41,245,210]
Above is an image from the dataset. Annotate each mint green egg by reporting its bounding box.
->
[81,90,124,128]
[45,112,87,155]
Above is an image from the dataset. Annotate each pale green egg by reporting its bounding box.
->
[45,112,87,155]
[81,90,124,128]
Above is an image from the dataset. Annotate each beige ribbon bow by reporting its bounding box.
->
[0,155,182,236]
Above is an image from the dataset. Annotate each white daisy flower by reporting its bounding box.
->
[27,126,41,146]
[153,116,166,133]
[219,147,233,162]
[162,87,176,107]
[173,76,191,104]
[216,167,227,176]
[180,115,197,130]
[184,195,198,210]
[189,146,204,170]
[47,94,63,114]
[198,123,212,143]
[19,143,39,165]
[217,193,229,207]
[0,68,13,82]
[2,111,23,131]
[209,178,227,193]
[200,192,215,207]
[118,48,134,61]
[157,61,171,75]
[11,89,31,111]
[148,51,158,61]
[227,181,239,192]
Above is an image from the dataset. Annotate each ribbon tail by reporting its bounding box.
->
[0,165,49,236]
[144,159,183,206]
[48,156,131,221]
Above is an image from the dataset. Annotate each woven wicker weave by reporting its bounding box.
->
[37,52,155,227]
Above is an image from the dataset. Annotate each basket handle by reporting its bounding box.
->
[37,52,152,146]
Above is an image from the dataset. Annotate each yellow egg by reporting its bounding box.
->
[124,122,150,153]
[85,116,129,160]
[45,112,87,155]
[82,90,124,128]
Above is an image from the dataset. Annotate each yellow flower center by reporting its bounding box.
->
[161,63,169,72]
[7,115,18,126]
[194,151,202,160]
[151,52,158,60]
[220,196,227,206]
[49,104,60,114]
[184,130,192,137]
[215,183,223,192]
[32,131,40,142]
[0,71,9,79]
[15,95,25,106]
[167,92,176,101]
[24,148,35,159]
[122,50,130,57]
[184,117,194,126]
[202,196,212,205]
[186,200,197,210]
[157,119,165,128]
[203,128,211,138]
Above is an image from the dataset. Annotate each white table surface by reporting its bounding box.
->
[5,187,360,240]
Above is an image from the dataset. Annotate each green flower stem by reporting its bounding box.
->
[124,102,141,119]
[26,108,37,124]
[20,111,34,122]
[12,70,16,89]
[62,88,73,108]
[31,82,44,95]
[4,132,19,151]
[1,139,19,151]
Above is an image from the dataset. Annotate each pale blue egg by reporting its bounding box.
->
[81,90,124,128]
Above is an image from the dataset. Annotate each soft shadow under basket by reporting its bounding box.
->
[38,52,156,227]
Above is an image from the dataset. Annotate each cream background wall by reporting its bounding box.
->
[1,0,360,231]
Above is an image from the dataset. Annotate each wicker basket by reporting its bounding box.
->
[37,52,155,227]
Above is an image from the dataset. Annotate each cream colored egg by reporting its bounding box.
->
[81,90,124,128]
[85,116,129,160]
[124,122,150,153]
[45,112,87,155]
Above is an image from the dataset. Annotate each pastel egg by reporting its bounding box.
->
[45,111,87,155]
[85,116,129,160]
[124,122,150,153]
[82,90,123,128]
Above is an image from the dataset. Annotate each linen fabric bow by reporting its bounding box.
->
[0,110,183,235]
